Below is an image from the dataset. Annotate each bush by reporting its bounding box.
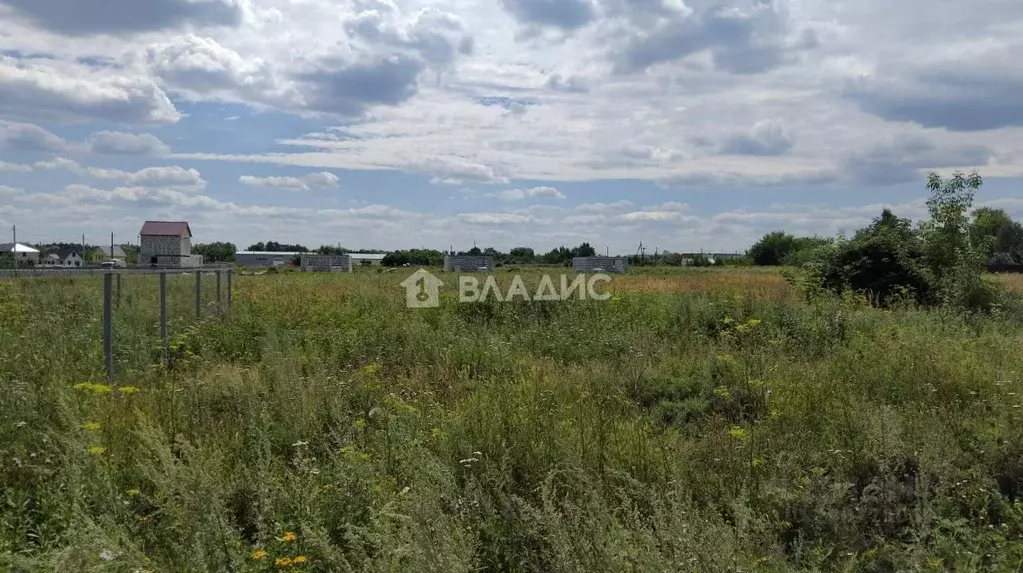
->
[806,172,997,311]
[816,210,935,307]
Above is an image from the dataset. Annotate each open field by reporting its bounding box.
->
[2,268,1023,571]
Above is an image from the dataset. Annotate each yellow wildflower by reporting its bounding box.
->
[292,556,308,564]
[118,386,140,395]
[353,418,366,430]
[728,426,747,441]
[88,446,106,456]
[126,489,141,496]
[746,318,762,327]
[279,531,297,542]
[83,422,101,431]
[252,549,268,560]
[73,382,112,395]
[275,557,293,567]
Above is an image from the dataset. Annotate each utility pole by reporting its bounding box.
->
[82,234,86,265]
[110,232,115,262]
[12,225,15,244]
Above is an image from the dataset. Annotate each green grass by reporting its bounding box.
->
[2,268,1022,572]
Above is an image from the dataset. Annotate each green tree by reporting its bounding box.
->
[748,231,796,266]
[971,207,1023,260]
[192,242,237,263]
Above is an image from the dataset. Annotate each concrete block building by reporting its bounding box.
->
[236,251,303,267]
[139,221,203,268]
[572,256,629,273]
[444,254,494,272]
[300,254,352,272]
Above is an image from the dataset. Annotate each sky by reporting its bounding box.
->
[1,0,1022,255]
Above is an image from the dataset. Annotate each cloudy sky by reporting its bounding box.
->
[1,0,1022,254]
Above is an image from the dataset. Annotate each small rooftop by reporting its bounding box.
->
[140,221,192,237]
[0,242,40,254]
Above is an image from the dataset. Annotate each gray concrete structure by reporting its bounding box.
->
[139,221,202,268]
[300,254,352,272]
[572,256,629,273]
[236,251,303,267]
[444,254,494,272]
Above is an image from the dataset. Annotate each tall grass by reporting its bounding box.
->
[1,269,1022,571]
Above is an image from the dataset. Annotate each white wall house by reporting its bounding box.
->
[47,248,84,267]
[139,221,202,268]
[0,243,40,265]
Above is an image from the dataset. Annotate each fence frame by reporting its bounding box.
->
[1,265,235,382]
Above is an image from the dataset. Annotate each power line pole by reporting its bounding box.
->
[111,232,115,261]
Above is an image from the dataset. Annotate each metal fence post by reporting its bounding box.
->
[160,271,168,361]
[103,272,113,382]
[116,272,122,308]
[227,268,232,311]
[216,269,222,313]
[195,270,201,318]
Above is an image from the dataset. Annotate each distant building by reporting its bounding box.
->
[139,221,203,268]
[0,243,40,265]
[96,245,127,262]
[349,253,386,267]
[236,251,303,268]
[300,254,351,272]
[444,254,494,272]
[45,247,84,268]
[572,256,629,273]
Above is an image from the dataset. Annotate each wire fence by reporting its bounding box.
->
[0,267,234,382]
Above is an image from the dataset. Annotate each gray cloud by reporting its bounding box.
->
[845,65,1023,132]
[545,73,589,92]
[609,0,815,75]
[719,119,793,156]
[839,136,993,185]
[0,122,65,151]
[499,0,595,31]
[295,56,424,116]
[0,0,242,36]
[87,131,170,155]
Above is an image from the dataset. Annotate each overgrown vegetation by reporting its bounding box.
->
[2,264,1023,571]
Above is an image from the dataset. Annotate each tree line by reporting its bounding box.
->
[749,171,1014,310]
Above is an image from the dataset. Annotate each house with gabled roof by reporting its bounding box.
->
[139,220,202,268]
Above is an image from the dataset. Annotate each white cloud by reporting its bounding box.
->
[0,160,32,172]
[238,171,340,191]
[34,157,206,190]
[87,131,170,155]
[490,185,565,200]
[0,121,65,151]
[0,56,180,125]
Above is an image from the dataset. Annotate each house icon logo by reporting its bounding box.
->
[400,268,444,308]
